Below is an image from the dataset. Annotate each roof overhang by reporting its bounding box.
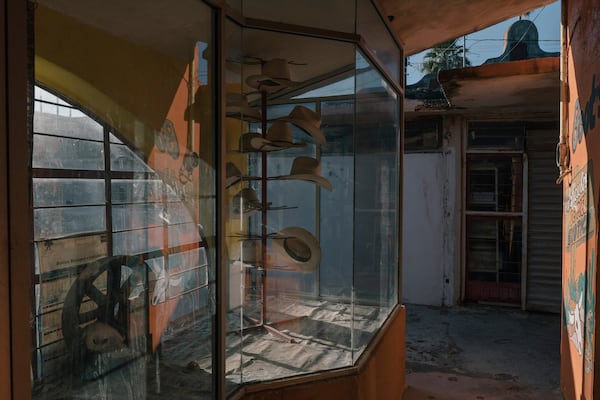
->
[377,0,558,55]
[406,57,560,119]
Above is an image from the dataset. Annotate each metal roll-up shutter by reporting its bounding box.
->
[526,128,562,313]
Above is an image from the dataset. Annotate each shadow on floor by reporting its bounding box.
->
[403,303,562,400]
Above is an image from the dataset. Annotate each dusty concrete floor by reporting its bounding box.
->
[403,304,563,400]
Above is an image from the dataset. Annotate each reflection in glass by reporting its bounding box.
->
[32,1,215,398]
[353,50,399,362]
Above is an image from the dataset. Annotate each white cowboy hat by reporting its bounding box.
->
[230,187,263,218]
[278,106,327,145]
[271,156,332,191]
[271,227,321,272]
[226,92,261,122]
[246,58,301,93]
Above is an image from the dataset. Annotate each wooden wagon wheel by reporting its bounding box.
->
[61,255,146,370]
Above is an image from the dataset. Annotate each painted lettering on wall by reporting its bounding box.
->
[571,74,600,153]
[565,163,596,249]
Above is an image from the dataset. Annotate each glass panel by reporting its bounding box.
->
[466,216,522,304]
[320,99,354,298]
[353,50,399,362]
[33,178,105,207]
[356,0,401,82]
[33,1,216,398]
[111,179,165,204]
[33,134,105,170]
[34,86,104,140]
[112,203,165,231]
[110,143,153,172]
[467,122,525,150]
[404,119,442,152]
[34,206,106,241]
[109,132,124,143]
[467,155,523,212]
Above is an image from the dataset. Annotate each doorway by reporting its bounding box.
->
[465,123,525,305]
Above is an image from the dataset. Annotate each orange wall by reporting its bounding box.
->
[238,305,406,400]
[561,0,600,399]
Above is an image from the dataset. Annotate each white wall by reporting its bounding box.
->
[402,117,461,306]
[402,153,445,305]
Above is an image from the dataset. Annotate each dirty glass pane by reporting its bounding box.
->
[320,99,354,298]
[34,206,106,241]
[224,25,357,386]
[111,204,165,231]
[110,143,153,172]
[34,86,104,140]
[32,1,216,398]
[111,179,165,204]
[353,50,399,362]
[33,178,105,207]
[33,135,105,170]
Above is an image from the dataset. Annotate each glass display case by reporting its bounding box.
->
[30,1,402,398]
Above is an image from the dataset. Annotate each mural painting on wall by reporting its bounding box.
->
[564,160,596,373]
[564,72,599,375]
[154,118,200,203]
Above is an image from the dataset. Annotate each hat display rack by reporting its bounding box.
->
[227,58,332,343]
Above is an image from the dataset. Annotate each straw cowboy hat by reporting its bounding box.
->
[271,156,332,191]
[266,121,307,149]
[271,227,321,272]
[278,105,327,145]
[246,58,300,93]
[230,187,263,218]
[237,121,306,152]
[238,133,283,153]
[226,92,261,122]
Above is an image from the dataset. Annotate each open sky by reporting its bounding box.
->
[405,0,561,85]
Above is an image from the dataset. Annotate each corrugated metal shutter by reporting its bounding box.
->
[526,128,562,313]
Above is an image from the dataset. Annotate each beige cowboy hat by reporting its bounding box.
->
[226,162,243,188]
[237,121,306,153]
[271,227,321,272]
[246,58,301,93]
[238,132,283,153]
[226,92,261,122]
[278,105,327,146]
[229,187,263,218]
[271,156,332,191]
[265,121,307,149]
